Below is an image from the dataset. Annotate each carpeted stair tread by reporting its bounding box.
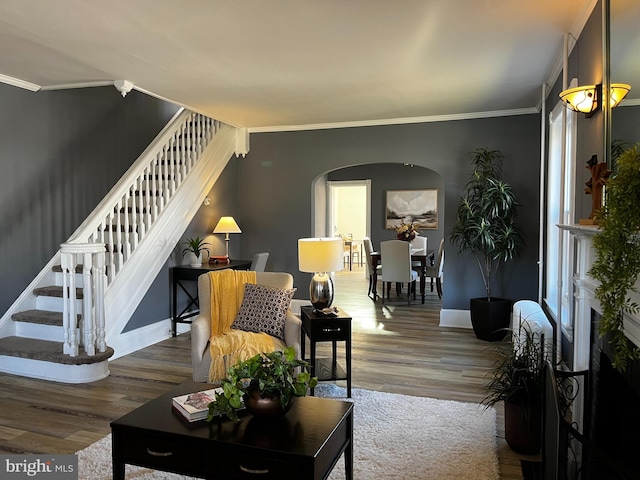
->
[34,286,83,299]
[0,337,114,365]
[11,309,80,327]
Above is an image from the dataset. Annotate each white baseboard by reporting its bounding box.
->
[109,318,191,360]
[440,309,472,329]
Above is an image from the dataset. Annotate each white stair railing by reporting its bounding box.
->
[60,109,222,356]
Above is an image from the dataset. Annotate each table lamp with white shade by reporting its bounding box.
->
[298,237,344,311]
[213,216,242,260]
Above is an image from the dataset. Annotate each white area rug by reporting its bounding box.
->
[76,386,499,480]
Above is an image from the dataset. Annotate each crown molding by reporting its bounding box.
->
[40,81,113,91]
[248,107,539,133]
[0,74,40,91]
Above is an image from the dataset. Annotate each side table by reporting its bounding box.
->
[300,305,352,398]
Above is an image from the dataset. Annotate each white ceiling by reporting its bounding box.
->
[0,0,598,131]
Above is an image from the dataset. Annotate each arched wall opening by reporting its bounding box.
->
[310,162,445,270]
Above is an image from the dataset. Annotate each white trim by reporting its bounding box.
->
[439,309,472,329]
[0,355,110,383]
[0,74,40,91]
[618,98,640,107]
[39,81,114,91]
[248,108,538,133]
[108,318,190,360]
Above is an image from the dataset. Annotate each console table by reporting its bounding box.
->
[300,306,352,398]
[111,381,353,480]
[170,260,251,336]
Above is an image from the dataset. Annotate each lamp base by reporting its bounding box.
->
[309,272,334,310]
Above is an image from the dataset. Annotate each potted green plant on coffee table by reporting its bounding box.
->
[208,347,318,422]
[450,147,525,341]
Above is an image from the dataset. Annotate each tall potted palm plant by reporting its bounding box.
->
[450,148,525,341]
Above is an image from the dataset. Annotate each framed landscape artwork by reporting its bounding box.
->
[385,189,438,230]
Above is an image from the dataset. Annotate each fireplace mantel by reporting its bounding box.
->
[558,224,640,355]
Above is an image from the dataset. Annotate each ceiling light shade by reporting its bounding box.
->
[559,84,601,116]
[610,83,631,108]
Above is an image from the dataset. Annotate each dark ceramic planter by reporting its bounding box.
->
[470,297,512,341]
[244,389,294,418]
[504,400,542,454]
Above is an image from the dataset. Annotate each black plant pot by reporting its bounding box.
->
[504,400,542,454]
[470,297,512,341]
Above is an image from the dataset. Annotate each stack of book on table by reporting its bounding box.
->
[172,387,222,422]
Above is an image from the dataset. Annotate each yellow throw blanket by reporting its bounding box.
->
[207,269,276,382]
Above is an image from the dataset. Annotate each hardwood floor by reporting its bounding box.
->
[0,266,538,478]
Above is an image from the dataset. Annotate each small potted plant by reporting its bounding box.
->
[450,147,525,341]
[181,236,211,267]
[482,326,544,454]
[207,347,318,422]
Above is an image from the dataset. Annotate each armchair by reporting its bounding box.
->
[191,271,302,382]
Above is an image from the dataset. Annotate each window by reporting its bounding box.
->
[544,99,577,340]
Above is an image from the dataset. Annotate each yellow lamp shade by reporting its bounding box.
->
[213,216,242,234]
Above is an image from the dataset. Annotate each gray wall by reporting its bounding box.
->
[234,116,541,311]
[0,83,179,318]
[612,105,640,146]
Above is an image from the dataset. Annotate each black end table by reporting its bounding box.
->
[170,260,251,336]
[111,381,353,480]
[300,306,352,398]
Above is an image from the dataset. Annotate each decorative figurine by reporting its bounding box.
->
[581,154,611,224]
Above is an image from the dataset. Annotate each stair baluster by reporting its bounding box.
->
[60,243,107,357]
[60,248,79,356]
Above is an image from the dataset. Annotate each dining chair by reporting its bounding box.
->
[341,233,361,269]
[379,240,418,305]
[425,239,445,298]
[249,252,269,272]
[411,236,427,271]
[363,237,381,299]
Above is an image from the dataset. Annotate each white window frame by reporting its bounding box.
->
[544,96,577,341]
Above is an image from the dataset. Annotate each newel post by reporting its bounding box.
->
[60,242,107,357]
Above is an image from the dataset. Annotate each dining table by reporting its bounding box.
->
[370,249,435,304]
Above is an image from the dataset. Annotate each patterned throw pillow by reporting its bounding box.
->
[232,283,296,340]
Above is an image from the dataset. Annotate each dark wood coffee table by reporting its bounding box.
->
[110,381,353,480]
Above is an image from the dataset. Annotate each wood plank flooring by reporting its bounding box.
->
[0,266,538,478]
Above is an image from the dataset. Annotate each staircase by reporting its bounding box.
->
[0,108,246,383]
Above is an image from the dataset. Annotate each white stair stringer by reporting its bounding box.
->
[104,122,238,358]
